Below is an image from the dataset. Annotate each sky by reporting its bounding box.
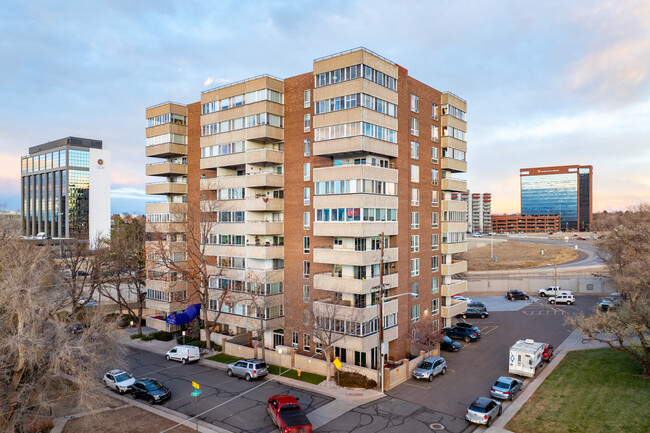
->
[1,0,649,214]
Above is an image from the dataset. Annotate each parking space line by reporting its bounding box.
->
[404,382,431,390]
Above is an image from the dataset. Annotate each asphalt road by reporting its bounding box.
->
[120,348,333,433]
[318,295,601,433]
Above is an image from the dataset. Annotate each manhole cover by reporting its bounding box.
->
[429,423,445,431]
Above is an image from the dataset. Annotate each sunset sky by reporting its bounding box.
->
[1,0,649,214]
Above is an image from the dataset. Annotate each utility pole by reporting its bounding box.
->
[553,262,558,311]
[376,232,385,393]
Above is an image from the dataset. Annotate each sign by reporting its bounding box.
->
[191,390,202,397]
[192,381,200,390]
[333,358,342,370]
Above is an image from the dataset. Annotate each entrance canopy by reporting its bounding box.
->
[165,303,201,326]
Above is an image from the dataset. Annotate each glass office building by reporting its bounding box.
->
[520,165,592,231]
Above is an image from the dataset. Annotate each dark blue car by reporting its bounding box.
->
[443,326,481,343]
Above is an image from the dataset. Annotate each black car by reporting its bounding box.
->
[455,322,482,336]
[468,302,487,312]
[131,378,171,404]
[440,335,462,352]
[456,308,489,319]
[443,326,481,343]
[505,290,530,300]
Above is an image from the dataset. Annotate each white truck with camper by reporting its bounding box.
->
[538,286,572,297]
[508,339,544,378]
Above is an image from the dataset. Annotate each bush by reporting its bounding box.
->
[336,370,377,389]
[140,335,152,341]
[130,333,143,340]
[149,331,174,341]
[184,340,207,349]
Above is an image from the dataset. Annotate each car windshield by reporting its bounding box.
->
[145,381,163,391]
[495,381,509,388]
[469,403,487,413]
[417,361,433,369]
[115,372,132,382]
[443,336,452,343]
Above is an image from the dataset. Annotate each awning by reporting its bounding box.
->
[165,303,201,325]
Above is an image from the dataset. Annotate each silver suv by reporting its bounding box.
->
[227,359,268,381]
[412,356,447,382]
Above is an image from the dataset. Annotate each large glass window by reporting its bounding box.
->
[68,150,89,168]
[521,173,578,229]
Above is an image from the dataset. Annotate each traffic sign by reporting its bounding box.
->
[333,358,342,370]
[192,381,200,390]
[191,390,202,397]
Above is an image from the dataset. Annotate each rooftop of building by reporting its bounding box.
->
[28,137,103,154]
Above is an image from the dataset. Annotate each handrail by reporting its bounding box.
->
[442,91,467,104]
[146,161,187,166]
[146,101,187,110]
[201,74,284,94]
[314,47,396,66]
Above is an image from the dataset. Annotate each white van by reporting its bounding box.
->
[165,345,200,364]
[508,339,544,377]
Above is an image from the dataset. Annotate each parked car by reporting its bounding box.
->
[68,322,85,334]
[165,345,201,364]
[78,298,99,306]
[542,343,554,362]
[466,397,502,427]
[490,377,523,400]
[267,395,312,433]
[456,308,489,319]
[412,356,447,382]
[452,294,472,303]
[538,286,572,297]
[547,293,575,305]
[600,293,623,311]
[440,335,461,352]
[505,290,530,300]
[227,358,268,381]
[468,301,487,312]
[454,322,482,337]
[443,326,481,343]
[473,232,483,237]
[103,369,135,394]
[131,378,171,404]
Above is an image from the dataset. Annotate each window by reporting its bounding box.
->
[411,188,419,206]
[334,237,343,246]
[304,114,311,131]
[316,343,323,354]
[292,331,298,349]
[304,90,311,108]
[303,236,310,253]
[431,298,439,315]
[303,261,310,278]
[431,103,439,120]
[432,191,439,206]
[411,258,420,276]
[304,163,310,180]
[304,187,310,205]
[303,285,310,302]
[431,125,439,142]
[304,139,310,156]
[431,146,439,162]
[432,234,439,250]
[432,212,439,227]
[411,94,419,113]
[411,281,420,297]
[431,169,439,185]
[303,212,310,229]
[410,141,419,159]
[431,255,439,271]
[303,334,310,351]
[411,235,419,252]
[411,212,419,229]
[432,276,439,294]
[411,118,419,136]
[411,165,420,183]
[411,304,420,323]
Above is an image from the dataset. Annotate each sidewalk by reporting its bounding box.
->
[486,330,609,432]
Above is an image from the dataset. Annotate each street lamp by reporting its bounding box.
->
[278,347,284,375]
[548,262,558,311]
[182,330,186,345]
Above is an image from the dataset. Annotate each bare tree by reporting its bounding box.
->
[567,203,650,378]
[409,317,445,355]
[0,237,120,432]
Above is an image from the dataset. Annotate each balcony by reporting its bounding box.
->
[313,135,398,158]
[441,299,467,319]
[245,125,284,143]
[146,182,187,195]
[146,143,188,158]
[441,280,468,297]
[146,162,188,177]
[314,221,398,237]
[145,279,188,293]
[441,242,467,255]
[201,152,245,169]
[146,202,187,215]
[440,113,467,131]
[313,247,398,266]
[440,136,467,153]
[245,221,284,235]
[246,197,284,211]
[441,199,466,213]
[313,165,398,183]
[313,272,398,295]
[441,260,467,276]
[246,172,284,189]
[441,178,467,193]
[246,245,284,260]
[441,221,467,233]
[313,298,397,324]
[247,148,284,165]
[441,157,467,173]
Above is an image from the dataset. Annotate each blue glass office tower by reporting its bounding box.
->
[520,165,593,231]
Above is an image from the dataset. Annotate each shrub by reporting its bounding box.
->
[149,331,174,341]
[130,333,143,340]
[184,340,207,349]
[336,370,377,389]
[140,335,153,341]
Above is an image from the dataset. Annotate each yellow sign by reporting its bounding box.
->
[192,381,200,390]
[333,358,342,370]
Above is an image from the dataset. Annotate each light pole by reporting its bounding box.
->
[548,262,558,311]
[182,330,186,345]
[374,232,386,391]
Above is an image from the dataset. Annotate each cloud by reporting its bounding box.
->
[203,77,231,87]
[110,187,149,200]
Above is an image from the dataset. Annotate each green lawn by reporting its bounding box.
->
[205,354,325,385]
[506,348,650,433]
[206,353,242,364]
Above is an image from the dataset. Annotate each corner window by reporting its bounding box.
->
[411,94,419,113]
[432,276,439,294]
[304,90,311,108]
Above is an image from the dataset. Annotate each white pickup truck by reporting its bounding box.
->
[538,286,572,297]
[548,293,575,305]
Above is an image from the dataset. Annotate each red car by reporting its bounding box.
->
[542,344,554,362]
[267,395,312,433]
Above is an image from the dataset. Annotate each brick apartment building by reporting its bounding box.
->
[144,48,469,368]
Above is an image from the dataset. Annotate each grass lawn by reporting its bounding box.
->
[205,354,325,385]
[506,348,650,433]
[206,353,242,364]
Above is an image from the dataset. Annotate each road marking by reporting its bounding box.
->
[404,382,431,390]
